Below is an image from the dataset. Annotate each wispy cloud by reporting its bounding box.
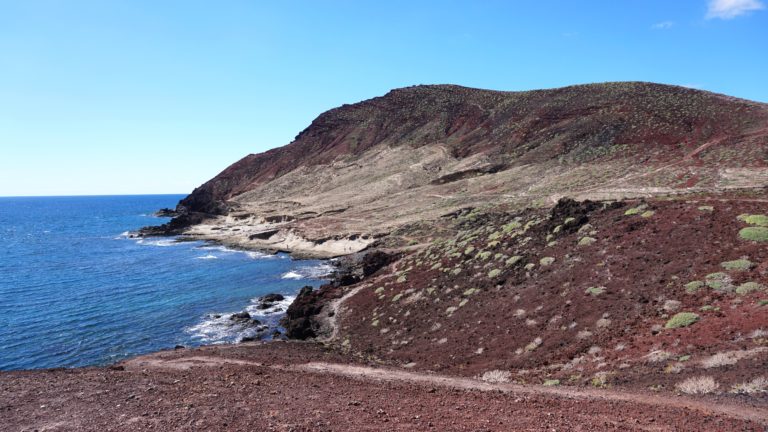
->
[706,0,765,19]
[652,21,675,29]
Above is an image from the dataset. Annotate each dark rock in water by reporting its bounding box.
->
[230,311,251,321]
[213,314,221,319]
[255,293,285,310]
[137,211,211,237]
[271,329,283,340]
[261,293,285,303]
[240,336,258,343]
[154,208,179,217]
[174,345,185,350]
[230,312,261,326]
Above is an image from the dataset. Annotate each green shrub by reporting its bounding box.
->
[488,269,502,278]
[540,257,555,266]
[488,231,502,241]
[578,236,596,246]
[430,262,443,270]
[740,214,768,227]
[464,246,475,255]
[641,210,655,218]
[506,255,523,266]
[736,282,765,295]
[739,227,768,242]
[477,251,492,260]
[705,273,730,291]
[720,259,753,271]
[543,379,561,386]
[698,206,714,212]
[759,299,768,306]
[585,286,606,296]
[524,263,535,271]
[685,281,704,294]
[665,312,700,329]
[624,204,647,216]
[502,221,522,233]
[463,288,479,296]
[397,274,408,283]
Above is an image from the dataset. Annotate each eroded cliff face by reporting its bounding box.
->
[152,82,768,257]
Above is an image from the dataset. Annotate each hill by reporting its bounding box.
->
[150,82,768,257]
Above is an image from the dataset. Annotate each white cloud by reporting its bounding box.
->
[706,0,765,19]
[652,21,675,29]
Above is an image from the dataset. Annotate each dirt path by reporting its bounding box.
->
[130,355,768,426]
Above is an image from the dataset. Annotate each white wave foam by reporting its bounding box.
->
[136,238,180,247]
[246,295,296,317]
[196,254,218,260]
[281,271,302,280]
[246,250,280,259]
[281,263,335,280]
[114,231,133,240]
[185,312,267,344]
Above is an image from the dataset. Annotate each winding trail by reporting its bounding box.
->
[129,355,768,426]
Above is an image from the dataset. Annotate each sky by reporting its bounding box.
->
[0,0,766,196]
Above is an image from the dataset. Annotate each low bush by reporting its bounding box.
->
[665,312,699,329]
[705,272,731,291]
[739,227,768,242]
[731,377,768,395]
[740,214,768,227]
[675,376,719,394]
[585,286,606,296]
[736,282,765,295]
[685,281,704,293]
[720,259,753,271]
[479,370,511,383]
[539,257,555,266]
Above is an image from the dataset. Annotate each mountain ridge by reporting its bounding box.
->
[150,81,768,257]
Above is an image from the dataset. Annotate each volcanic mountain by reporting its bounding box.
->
[152,82,768,257]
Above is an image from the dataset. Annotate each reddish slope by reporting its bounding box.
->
[177,82,768,215]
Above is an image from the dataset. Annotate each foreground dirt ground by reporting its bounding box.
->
[1,342,766,431]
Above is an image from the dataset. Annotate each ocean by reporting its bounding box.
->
[0,195,330,371]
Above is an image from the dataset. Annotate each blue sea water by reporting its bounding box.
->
[0,195,330,371]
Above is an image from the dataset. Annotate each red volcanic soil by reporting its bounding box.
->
[333,196,768,390]
[1,342,766,431]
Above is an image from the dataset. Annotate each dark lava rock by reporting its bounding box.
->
[261,293,285,303]
[362,250,399,277]
[282,285,339,339]
[231,311,252,320]
[230,312,261,327]
[255,293,286,310]
[154,208,178,217]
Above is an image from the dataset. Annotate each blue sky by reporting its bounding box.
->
[1,0,766,196]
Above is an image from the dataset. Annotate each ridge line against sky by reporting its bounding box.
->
[0,0,765,196]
